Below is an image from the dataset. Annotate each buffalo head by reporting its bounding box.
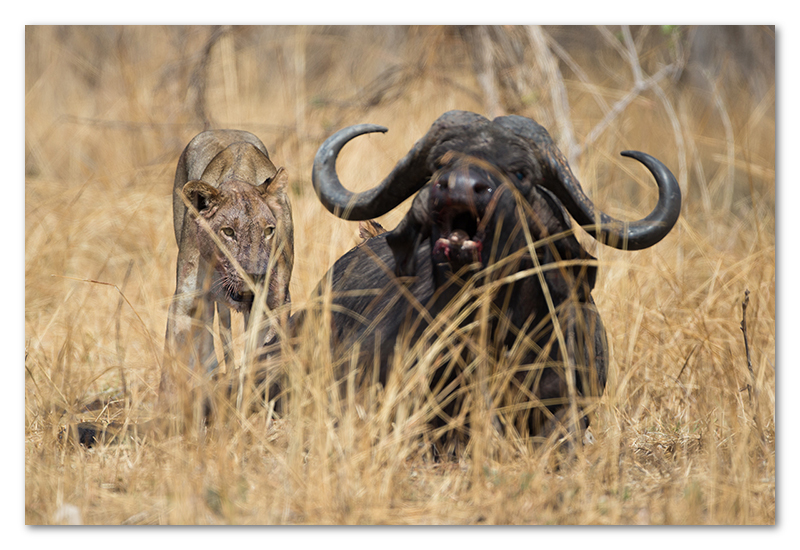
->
[308,110,681,452]
[314,110,680,269]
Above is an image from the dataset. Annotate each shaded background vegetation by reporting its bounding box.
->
[25,25,774,525]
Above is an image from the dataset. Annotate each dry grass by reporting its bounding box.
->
[24,25,774,525]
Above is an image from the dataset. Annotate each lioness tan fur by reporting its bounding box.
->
[165,130,293,383]
[67,131,293,445]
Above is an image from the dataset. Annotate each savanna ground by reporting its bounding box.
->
[24,25,775,525]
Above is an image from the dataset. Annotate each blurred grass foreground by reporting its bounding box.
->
[25,25,774,525]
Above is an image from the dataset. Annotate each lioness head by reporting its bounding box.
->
[182,167,293,313]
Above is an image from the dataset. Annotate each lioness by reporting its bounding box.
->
[66,131,293,446]
[165,130,293,379]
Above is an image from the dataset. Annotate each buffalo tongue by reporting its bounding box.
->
[433,229,482,266]
[448,229,470,247]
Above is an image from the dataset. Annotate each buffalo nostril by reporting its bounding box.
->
[473,182,492,195]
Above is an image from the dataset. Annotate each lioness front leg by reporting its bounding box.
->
[165,236,220,375]
[165,290,218,376]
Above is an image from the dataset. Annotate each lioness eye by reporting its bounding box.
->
[222,227,235,238]
[264,226,275,239]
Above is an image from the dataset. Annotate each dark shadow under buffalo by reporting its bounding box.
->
[290,110,681,454]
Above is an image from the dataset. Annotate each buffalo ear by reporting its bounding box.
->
[182,180,220,213]
[258,167,289,196]
[386,190,431,277]
[536,185,597,296]
[386,225,420,278]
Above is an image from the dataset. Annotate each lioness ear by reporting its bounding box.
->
[258,167,289,196]
[182,180,220,213]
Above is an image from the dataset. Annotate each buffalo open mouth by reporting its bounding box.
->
[431,208,486,269]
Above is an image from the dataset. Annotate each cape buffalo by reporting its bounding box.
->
[302,110,681,452]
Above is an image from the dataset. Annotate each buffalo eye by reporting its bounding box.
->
[221,227,235,238]
[264,226,275,239]
[515,171,525,181]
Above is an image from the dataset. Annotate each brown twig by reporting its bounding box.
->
[576,26,682,159]
[675,344,699,383]
[740,289,754,403]
[740,289,769,454]
[529,25,683,165]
